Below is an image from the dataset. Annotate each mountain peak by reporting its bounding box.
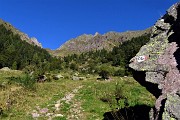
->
[94,32,100,36]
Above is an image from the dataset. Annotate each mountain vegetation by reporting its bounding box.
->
[0,18,154,120]
[0,19,150,81]
[1,1,180,119]
[0,24,62,73]
[62,33,150,77]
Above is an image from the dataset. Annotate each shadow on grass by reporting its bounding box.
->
[103,105,151,120]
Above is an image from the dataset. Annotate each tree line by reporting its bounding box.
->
[0,23,150,77]
[62,33,150,76]
[0,24,62,72]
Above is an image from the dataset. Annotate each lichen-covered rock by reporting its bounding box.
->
[129,2,180,120]
[163,94,180,120]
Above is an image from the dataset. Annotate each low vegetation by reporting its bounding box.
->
[0,70,155,119]
[62,34,150,76]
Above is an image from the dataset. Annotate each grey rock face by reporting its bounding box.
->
[56,28,151,56]
[129,2,180,120]
[30,37,42,48]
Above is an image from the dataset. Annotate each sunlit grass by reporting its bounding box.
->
[76,76,155,119]
[0,70,155,120]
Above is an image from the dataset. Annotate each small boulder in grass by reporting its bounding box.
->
[55,114,63,117]
[46,113,54,117]
[39,108,48,114]
[53,74,64,80]
[55,103,61,109]
[0,67,11,71]
[31,112,40,118]
[72,76,80,81]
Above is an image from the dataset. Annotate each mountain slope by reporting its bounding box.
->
[0,19,42,47]
[0,24,52,69]
[54,28,151,56]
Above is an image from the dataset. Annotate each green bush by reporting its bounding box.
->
[70,63,78,71]
[99,82,126,110]
[114,69,125,77]
[99,70,110,80]
[9,74,36,90]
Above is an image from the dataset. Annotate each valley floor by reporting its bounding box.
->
[0,70,155,120]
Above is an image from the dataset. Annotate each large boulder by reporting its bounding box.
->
[53,74,64,80]
[0,67,11,71]
[129,2,180,120]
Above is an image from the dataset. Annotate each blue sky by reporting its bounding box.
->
[0,0,179,49]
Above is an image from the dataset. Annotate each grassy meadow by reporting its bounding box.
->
[0,70,155,120]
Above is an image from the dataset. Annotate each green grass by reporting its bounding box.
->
[0,70,155,120]
[74,76,155,119]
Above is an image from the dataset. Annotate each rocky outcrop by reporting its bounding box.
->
[129,2,180,120]
[0,19,42,48]
[30,37,42,48]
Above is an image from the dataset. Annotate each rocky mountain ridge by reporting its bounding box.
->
[54,28,151,56]
[0,19,42,48]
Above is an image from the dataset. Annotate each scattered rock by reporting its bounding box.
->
[46,113,54,117]
[72,76,80,81]
[55,103,61,110]
[53,74,64,80]
[31,86,83,119]
[54,114,63,117]
[31,112,40,118]
[39,108,48,114]
[74,73,79,76]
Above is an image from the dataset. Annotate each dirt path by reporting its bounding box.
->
[31,85,84,120]
[67,86,84,120]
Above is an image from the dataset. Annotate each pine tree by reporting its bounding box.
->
[12,61,17,70]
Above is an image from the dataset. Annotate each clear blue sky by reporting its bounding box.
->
[0,0,179,49]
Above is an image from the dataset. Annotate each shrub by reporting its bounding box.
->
[70,63,78,71]
[9,74,36,90]
[99,82,126,110]
[99,70,110,80]
[114,69,125,77]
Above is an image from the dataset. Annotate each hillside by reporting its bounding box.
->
[0,24,62,71]
[0,19,42,47]
[61,34,151,76]
[53,28,151,56]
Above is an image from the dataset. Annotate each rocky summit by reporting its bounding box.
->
[129,2,180,120]
[54,28,151,56]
